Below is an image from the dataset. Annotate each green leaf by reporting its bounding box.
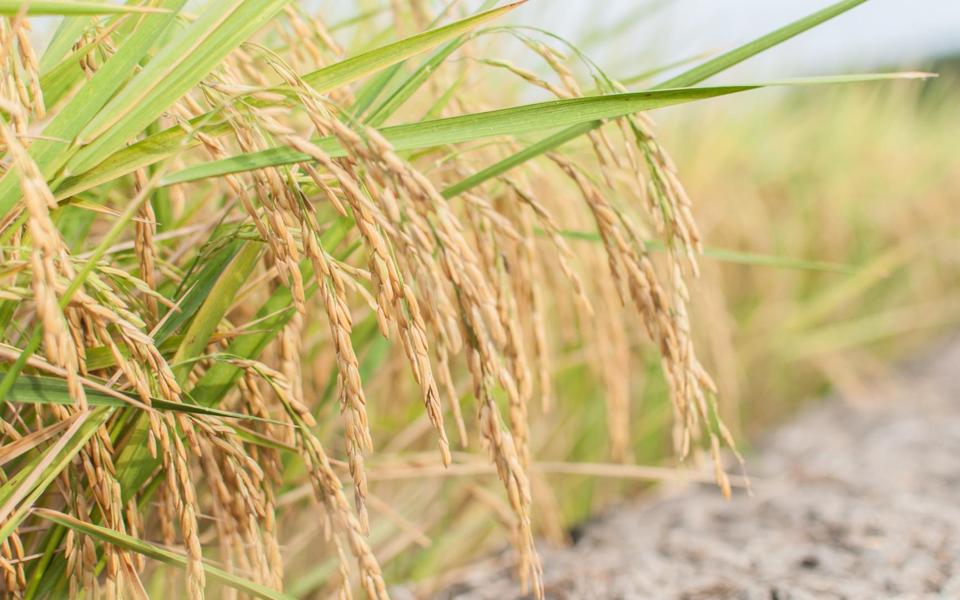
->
[160,74,925,186]
[0,1,171,16]
[699,248,856,274]
[38,50,86,109]
[38,12,93,73]
[350,1,497,121]
[34,509,294,600]
[363,0,500,126]
[613,52,715,90]
[441,121,597,199]
[53,121,233,202]
[171,241,262,384]
[3,373,283,423]
[155,239,244,344]
[351,62,405,118]
[301,1,524,94]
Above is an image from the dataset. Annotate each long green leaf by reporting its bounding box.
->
[171,241,262,383]
[38,12,94,73]
[53,121,233,202]
[699,247,856,274]
[441,121,596,199]
[159,74,924,186]
[34,509,293,600]
[0,1,170,15]
[38,48,87,109]
[301,1,523,94]
[155,238,245,345]
[160,87,744,185]
[3,373,282,423]
[363,0,500,126]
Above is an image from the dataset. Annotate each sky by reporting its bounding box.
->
[515,0,960,81]
[28,1,960,83]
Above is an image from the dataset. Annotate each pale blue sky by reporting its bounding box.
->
[517,0,960,80]
[30,1,960,81]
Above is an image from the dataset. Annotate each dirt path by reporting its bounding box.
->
[431,338,960,599]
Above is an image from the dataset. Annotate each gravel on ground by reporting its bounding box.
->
[428,338,960,599]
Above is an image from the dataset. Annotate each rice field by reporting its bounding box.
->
[0,1,952,598]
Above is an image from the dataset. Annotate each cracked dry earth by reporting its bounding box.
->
[430,338,960,599]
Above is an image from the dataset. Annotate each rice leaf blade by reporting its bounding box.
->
[38,12,93,73]
[159,74,924,186]
[34,509,294,600]
[2,373,282,423]
[301,1,524,94]
[171,241,262,383]
[0,1,171,16]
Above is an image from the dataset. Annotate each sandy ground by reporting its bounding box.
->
[427,338,960,599]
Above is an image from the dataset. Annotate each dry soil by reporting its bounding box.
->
[429,338,960,600]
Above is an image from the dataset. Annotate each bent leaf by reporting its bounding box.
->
[34,510,294,600]
[0,1,170,16]
[160,73,926,186]
[4,373,282,423]
[302,1,524,94]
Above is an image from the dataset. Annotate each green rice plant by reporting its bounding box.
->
[0,0,929,597]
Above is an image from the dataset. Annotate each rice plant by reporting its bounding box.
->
[0,0,929,597]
